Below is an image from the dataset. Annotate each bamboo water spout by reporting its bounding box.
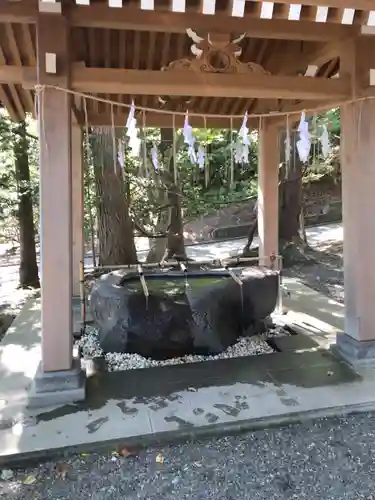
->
[225,266,243,286]
[137,264,149,308]
[180,262,188,287]
[225,265,244,324]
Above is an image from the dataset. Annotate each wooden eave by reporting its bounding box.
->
[0,0,370,125]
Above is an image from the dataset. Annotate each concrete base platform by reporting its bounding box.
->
[27,358,86,409]
[332,332,375,365]
[1,348,375,465]
[1,278,375,465]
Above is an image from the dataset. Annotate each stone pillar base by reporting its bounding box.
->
[332,332,375,365]
[27,358,86,409]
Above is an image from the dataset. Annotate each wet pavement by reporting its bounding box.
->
[1,411,375,500]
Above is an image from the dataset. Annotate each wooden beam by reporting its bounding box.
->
[249,0,375,10]
[0,1,36,23]
[304,42,341,68]
[0,65,31,84]
[80,110,259,128]
[0,2,362,42]
[69,5,359,42]
[268,99,339,127]
[66,66,350,101]
[21,64,351,101]
[272,41,342,75]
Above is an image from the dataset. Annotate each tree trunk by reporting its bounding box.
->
[146,191,169,262]
[161,128,186,261]
[242,200,258,257]
[13,121,40,288]
[278,131,308,265]
[242,130,306,265]
[90,128,137,266]
[278,137,303,245]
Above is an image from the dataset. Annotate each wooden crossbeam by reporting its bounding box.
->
[0,3,360,42]
[69,6,359,41]
[69,66,350,101]
[20,64,351,100]
[249,0,374,11]
[267,99,339,126]
[0,1,35,23]
[80,111,259,128]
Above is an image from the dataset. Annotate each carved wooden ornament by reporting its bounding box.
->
[162,30,269,75]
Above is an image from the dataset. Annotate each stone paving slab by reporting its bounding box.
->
[283,277,344,332]
[271,334,319,352]
[0,298,41,401]
[1,348,374,466]
[2,278,375,466]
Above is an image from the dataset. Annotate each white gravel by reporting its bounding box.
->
[77,323,287,372]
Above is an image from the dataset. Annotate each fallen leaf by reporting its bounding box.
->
[0,469,14,481]
[118,446,138,458]
[23,475,37,485]
[156,453,164,464]
[55,463,70,480]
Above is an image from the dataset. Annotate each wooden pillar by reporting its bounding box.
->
[258,121,279,266]
[333,37,375,363]
[337,101,375,350]
[71,124,84,298]
[37,13,72,373]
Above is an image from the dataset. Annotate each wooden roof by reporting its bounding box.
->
[0,0,371,124]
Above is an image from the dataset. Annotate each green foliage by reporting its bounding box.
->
[0,107,341,250]
[124,128,259,230]
[0,113,39,244]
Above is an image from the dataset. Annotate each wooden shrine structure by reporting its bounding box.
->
[0,0,374,406]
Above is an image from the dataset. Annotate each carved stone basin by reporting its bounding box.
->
[89,267,279,360]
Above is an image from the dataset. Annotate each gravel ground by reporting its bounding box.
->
[2,412,375,500]
[76,322,289,371]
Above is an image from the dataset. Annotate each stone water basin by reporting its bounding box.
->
[89,267,278,360]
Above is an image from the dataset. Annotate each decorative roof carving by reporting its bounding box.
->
[162,30,269,75]
[156,30,269,112]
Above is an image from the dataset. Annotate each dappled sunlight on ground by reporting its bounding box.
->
[0,223,344,324]
[305,223,342,249]
[88,222,344,266]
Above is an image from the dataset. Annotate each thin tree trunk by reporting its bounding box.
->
[299,206,308,245]
[13,121,40,288]
[242,201,258,256]
[84,161,97,267]
[146,189,169,262]
[161,128,186,260]
[278,150,303,244]
[90,128,137,266]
